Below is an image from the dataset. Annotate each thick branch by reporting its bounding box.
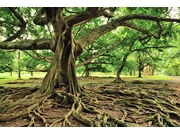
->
[121,22,162,39]
[0,38,52,50]
[65,8,109,27]
[33,8,49,26]
[78,14,180,48]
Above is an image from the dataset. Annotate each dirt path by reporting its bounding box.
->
[168,76,180,84]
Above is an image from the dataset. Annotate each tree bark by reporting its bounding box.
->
[36,8,82,97]
[17,49,21,79]
[84,64,90,77]
[39,28,81,96]
[138,65,142,78]
[113,58,127,83]
[138,71,142,78]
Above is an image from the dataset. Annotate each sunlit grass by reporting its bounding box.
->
[0,71,173,87]
[121,75,172,80]
[0,72,46,85]
[77,72,172,80]
[140,76,172,80]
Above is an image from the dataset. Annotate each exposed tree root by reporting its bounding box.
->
[0,81,180,127]
[113,78,125,83]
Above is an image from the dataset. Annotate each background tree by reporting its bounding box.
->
[21,50,53,75]
[0,49,14,73]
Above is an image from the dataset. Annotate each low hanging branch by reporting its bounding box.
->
[0,38,52,50]
[25,65,49,72]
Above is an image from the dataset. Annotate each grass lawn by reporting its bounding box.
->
[0,72,172,87]
[0,72,46,85]
[121,75,172,80]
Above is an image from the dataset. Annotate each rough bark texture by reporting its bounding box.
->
[38,8,81,96]
[0,38,52,50]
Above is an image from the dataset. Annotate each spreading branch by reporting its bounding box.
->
[0,38,52,50]
[65,7,111,27]
[0,14,179,51]
[78,14,180,49]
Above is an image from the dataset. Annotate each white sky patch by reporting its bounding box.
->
[169,7,180,19]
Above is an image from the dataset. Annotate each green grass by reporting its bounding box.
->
[0,72,173,87]
[0,72,46,85]
[140,76,172,80]
[77,72,172,80]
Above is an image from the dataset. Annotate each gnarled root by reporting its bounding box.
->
[0,81,180,127]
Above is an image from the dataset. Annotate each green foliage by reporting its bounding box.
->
[20,50,53,71]
[123,59,138,75]
[0,50,14,72]
[0,7,180,76]
[126,7,169,16]
[162,47,180,76]
[0,7,50,40]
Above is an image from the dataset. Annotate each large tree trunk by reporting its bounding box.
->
[35,8,81,97]
[39,25,81,97]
